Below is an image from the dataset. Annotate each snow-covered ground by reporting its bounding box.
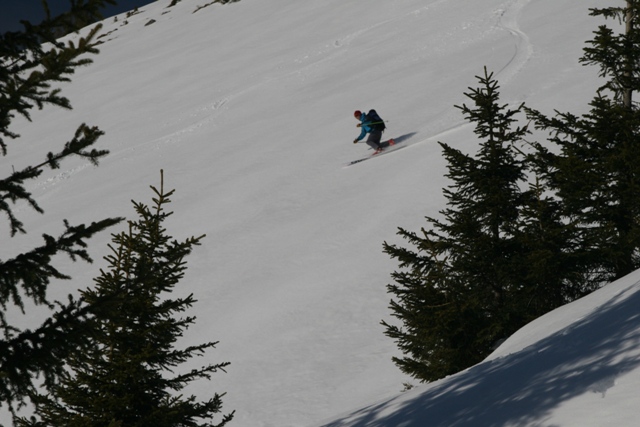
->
[4,0,638,426]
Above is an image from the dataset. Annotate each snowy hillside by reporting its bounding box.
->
[316,269,640,427]
[5,0,637,426]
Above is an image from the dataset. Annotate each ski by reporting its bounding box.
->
[345,139,401,167]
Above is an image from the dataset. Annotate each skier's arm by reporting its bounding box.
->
[355,127,367,142]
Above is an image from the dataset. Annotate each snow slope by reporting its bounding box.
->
[317,270,640,427]
[4,0,635,426]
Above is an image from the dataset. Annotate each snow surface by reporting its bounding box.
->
[3,0,639,426]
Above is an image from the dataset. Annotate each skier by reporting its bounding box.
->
[353,109,386,154]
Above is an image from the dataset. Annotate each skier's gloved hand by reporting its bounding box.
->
[353,139,359,144]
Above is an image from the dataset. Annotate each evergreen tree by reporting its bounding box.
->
[0,0,122,414]
[527,0,640,283]
[382,68,533,381]
[513,178,598,318]
[20,173,234,427]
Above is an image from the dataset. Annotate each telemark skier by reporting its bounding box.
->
[352,109,392,154]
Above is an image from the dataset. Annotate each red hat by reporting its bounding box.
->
[354,110,362,118]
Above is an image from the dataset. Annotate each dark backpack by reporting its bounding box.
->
[367,109,386,132]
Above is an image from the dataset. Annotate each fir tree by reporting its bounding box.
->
[383,68,533,381]
[513,178,597,318]
[527,0,640,283]
[0,0,122,414]
[19,172,234,427]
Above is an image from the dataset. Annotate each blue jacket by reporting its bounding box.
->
[355,113,376,141]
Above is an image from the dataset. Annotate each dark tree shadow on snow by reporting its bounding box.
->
[321,281,640,427]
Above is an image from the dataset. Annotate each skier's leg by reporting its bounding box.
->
[366,130,383,149]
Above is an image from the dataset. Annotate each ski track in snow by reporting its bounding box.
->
[328,0,535,169]
[495,0,533,84]
[102,0,534,164]
[393,0,534,150]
